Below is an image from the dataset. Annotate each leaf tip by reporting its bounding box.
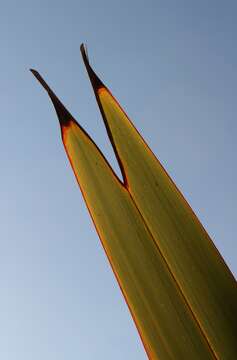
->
[31,69,73,128]
[80,43,105,92]
[30,69,53,94]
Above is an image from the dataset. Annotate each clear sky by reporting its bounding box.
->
[1,1,236,359]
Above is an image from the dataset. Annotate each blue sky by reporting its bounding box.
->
[1,1,236,359]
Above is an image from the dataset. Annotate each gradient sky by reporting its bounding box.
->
[1,1,236,359]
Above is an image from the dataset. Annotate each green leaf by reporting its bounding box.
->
[31,47,237,360]
[80,45,237,359]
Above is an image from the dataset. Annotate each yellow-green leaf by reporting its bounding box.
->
[31,44,237,359]
[80,45,237,359]
[33,71,213,359]
[31,70,214,359]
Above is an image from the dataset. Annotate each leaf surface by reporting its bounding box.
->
[31,69,214,359]
[80,45,237,359]
[31,48,237,359]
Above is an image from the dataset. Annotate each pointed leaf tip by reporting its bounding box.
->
[30,69,74,127]
[30,69,54,94]
[80,44,105,91]
[80,43,88,62]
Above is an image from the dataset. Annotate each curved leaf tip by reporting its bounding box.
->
[30,69,73,127]
[80,44,105,91]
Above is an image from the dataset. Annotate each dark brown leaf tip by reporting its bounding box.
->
[80,43,105,91]
[30,69,74,127]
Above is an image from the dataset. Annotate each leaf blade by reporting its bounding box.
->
[32,70,215,359]
[62,119,214,360]
[80,46,237,359]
